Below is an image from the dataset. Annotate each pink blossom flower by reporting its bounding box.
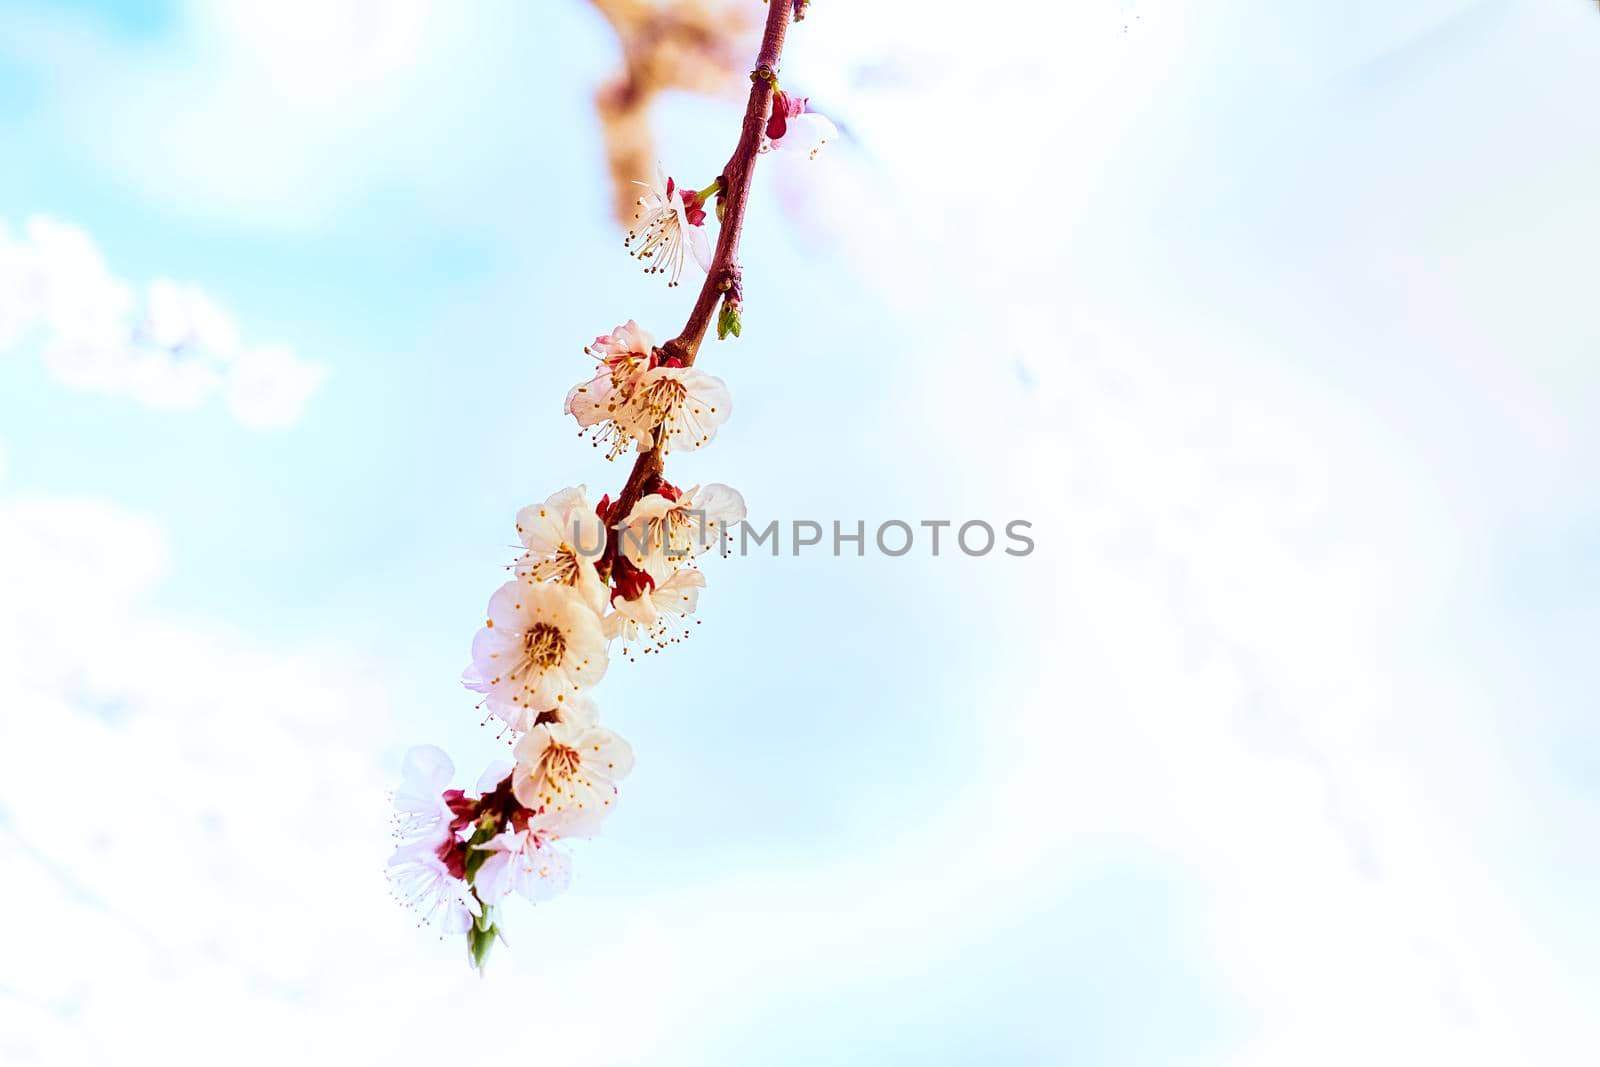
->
[565,320,656,460]
[387,841,482,934]
[471,827,573,905]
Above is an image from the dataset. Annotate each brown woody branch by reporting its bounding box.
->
[603,0,794,556]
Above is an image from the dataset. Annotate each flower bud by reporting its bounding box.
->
[467,908,499,973]
[717,296,743,340]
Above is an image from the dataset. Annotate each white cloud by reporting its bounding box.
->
[0,217,326,428]
[222,342,328,430]
[0,492,405,1064]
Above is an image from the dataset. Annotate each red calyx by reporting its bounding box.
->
[767,90,807,141]
[435,838,468,880]
[443,788,476,833]
[767,92,789,141]
[612,563,657,603]
[670,176,708,226]
[596,493,613,524]
[474,775,524,824]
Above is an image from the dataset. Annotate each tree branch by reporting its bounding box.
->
[605,0,793,543]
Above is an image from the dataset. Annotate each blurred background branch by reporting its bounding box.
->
[590,0,756,223]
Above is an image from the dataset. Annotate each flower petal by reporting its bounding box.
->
[475,760,514,794]
[398,745,454,798]
[775,112,838,157]
[576,726,636,782]
[687,223,713,271]
[486,580,533,630]
[517,843,572,903]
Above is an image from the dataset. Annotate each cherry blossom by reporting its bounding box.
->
[386,841,483,934]
[471,826,573,905]
[617,481,747,581]
[464,581,610,732]
[511,704,635,837]
[624,165,713,287]
[764,90,837,159]
[513,485,609,612]
[565,322,732,458]
[621,362,732,454]
[565,320,655,459]
[390,744,464,844]
[605,566,707,650]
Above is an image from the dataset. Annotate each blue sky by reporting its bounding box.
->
[2,1,1598,1064]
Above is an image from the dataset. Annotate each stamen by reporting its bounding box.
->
[522,623,566,669]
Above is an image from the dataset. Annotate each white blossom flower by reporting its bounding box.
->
[464,580,610,732]
[471,827,572,905]
[621,363,732,454]
[390,744,460,844]
[386,746,483,933]
[764,91,838,159]
[514,485,609,612]
[565,320,656,460]
[605,566,707,650]
[617,482,747,582]
[624,165,713,287]
[386,840,482,934]
[512,705,635,837]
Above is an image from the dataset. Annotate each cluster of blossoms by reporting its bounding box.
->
[388,343,745,964]
[389,2,831,971]
[566,319,733,460]
[390,290,757,968]
[388,316,747,965]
